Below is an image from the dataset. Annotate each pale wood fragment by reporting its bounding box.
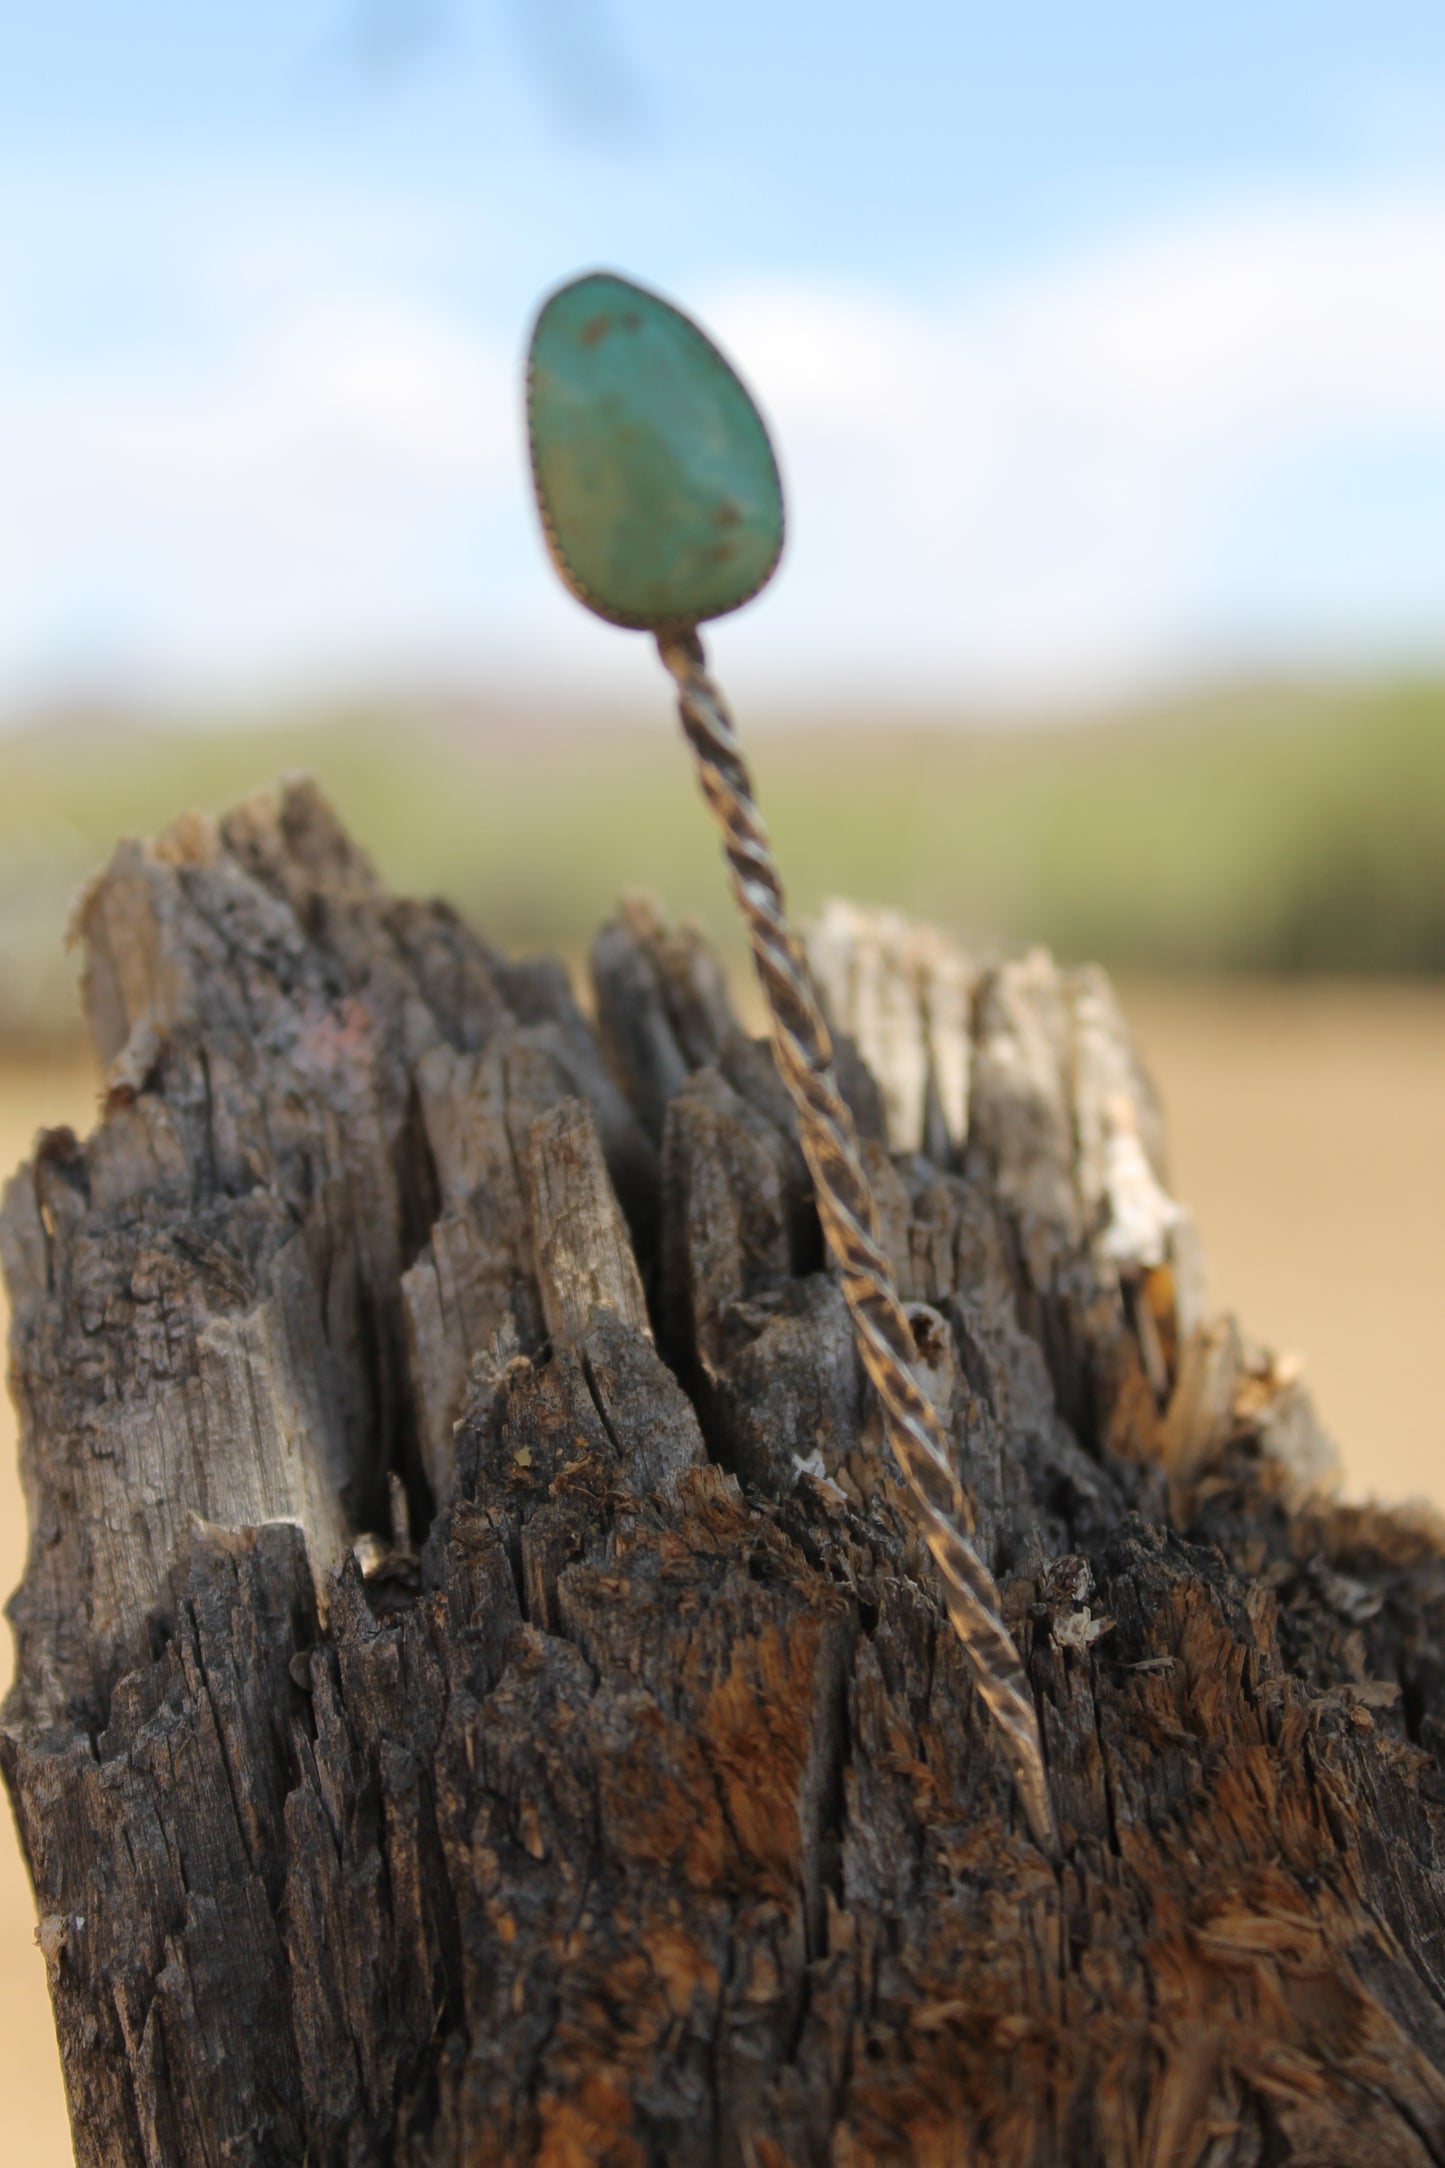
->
[808,896,973,1157]
[524,1095,649,1348]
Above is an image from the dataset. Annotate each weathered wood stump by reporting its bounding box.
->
[4,782,1445,2167]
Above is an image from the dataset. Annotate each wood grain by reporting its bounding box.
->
[5,784,1445,2166]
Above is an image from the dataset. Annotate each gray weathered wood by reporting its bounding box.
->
[6,781,1445,2167]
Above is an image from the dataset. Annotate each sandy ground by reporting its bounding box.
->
[0,981,1441,2156]
[1124,979,1445,1506]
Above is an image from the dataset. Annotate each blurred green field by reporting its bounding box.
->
[1,673,1442,1042]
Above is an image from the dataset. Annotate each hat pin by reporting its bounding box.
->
[526,269,1055,1852]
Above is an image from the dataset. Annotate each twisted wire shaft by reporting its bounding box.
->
[658,629,1056,1853]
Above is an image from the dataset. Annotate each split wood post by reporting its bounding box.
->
[5,783,1445,2167]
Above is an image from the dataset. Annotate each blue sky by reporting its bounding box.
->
[3,1,1445,709]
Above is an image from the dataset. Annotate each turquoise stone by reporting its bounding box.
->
[527,271,785,630]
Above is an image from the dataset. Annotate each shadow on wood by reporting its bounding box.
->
[4,782,1445,2166]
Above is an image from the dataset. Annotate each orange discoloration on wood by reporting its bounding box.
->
[647,1920,720,2020]
[699,1619,821,1885]
[536,2076,645,2168]
[594,1694,735,1891]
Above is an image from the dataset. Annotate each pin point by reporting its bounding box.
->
[526,270,1055,1851]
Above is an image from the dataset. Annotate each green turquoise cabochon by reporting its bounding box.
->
[527,271,785,630]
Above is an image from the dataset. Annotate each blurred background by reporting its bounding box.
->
[3,2,1444,2151]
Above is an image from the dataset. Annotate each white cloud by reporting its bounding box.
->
[706,189,1445,695]
[0,283,521,688]
[2,182,1444,705]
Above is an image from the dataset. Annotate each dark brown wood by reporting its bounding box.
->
[5,781,1445,2167]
